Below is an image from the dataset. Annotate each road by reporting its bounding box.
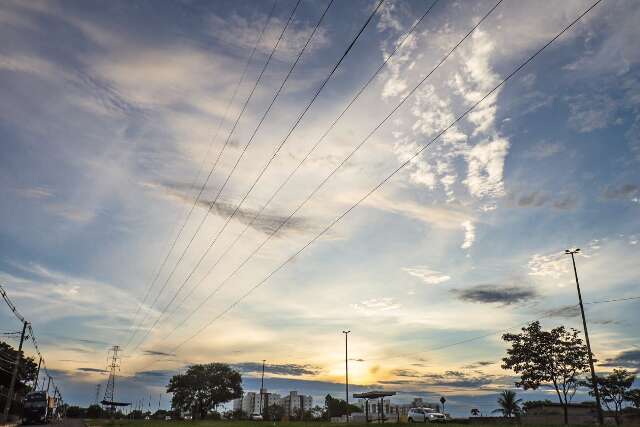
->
[22,419,85,427]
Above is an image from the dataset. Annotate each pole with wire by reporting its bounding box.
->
[342,330,351,423]
[565,248,603,425]
[2,320,28,421]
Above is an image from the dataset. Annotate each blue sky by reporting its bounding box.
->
[1,0,639,417]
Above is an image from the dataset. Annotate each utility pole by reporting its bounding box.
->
[566,248,604,425]
[34,356,42,390]
[342,330,351,423]
[46,377,52,394]
[158,394,162,411]
[260,359,266,417]
[2,320,28,422]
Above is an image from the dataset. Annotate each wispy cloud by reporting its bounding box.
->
[403,266,451,285]
[231,362,321,377]
[452,284,537,305]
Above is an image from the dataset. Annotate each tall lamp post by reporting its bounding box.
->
[565,248,603,425]
[342,330,351,423]
[260,360,266,418]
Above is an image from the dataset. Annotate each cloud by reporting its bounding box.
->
[381,369,508,390]
[528,253,570,279]
[403,266,450,285]
[464,137,510,199]
[461,221,475,249]
[566,93,617,133]
[206,8,329,61]
[524,142,563,159]
[77,367,108,373]
[351,298,402,315]
[143,350,176,357]
[461,361,495,369]
[516,191,548,208]
[144,181,311,236]
[600,350,640,369]
[363,193,473,230]
[452,284,537,305]
[231,362,320,376]
[542,304,580,319]
[603,184,639,200]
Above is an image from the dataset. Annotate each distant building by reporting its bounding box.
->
[232,391,256,415]
[282,391,313,417]
[233,390,295,417]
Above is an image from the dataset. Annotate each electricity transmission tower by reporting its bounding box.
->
[103,345,122,413]
[95,384,102,405]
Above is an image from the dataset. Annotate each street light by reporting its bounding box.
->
[342,330,351,423]
[565,248,603,425]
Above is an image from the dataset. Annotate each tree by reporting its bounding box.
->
[626,389,640,409]
[0,340,38,415]
[582,369,636,425]
[166,363,242,420]
[65,406,86,418]
[492,390,522,418]
[86,404,104,418]
[324,394,360,418]
[501,321,590,425]
[470,408,480,417]
[267,403,284,421]
[440,396,446,413]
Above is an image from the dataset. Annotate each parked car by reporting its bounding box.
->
[250,413,264,421]
[407,408,446,423]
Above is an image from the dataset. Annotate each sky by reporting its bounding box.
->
[1,0,639,418]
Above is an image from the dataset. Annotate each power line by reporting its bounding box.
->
[128,0,343,354]
[124,0,301,349]
[167,0,604,351]
[125,0,280,344]
[165,0,441,332]
[0,284,62,405]
[161,0,503,344]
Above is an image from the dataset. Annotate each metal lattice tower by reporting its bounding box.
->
[103,345,121,412]
[95,384,102,405]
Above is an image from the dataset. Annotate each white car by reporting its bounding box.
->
[407,408,446,423]
[250,413,264,421]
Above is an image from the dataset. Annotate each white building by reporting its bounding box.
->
[282,391,313,417]
[233,390,284,416]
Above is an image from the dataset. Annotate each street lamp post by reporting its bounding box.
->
[565,248,603,425]
[260,360,266,418]
[342,330,351,423]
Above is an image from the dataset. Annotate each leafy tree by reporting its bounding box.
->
[266,404,284,421]
[324,394,360,418]
[470,408,480,416]
[582,369,636,425]
[166,363,242,420]
[0,341,37,390]
[502,321,590,425]
[86,404,104,418]
[65,405,86,418]
[626,389,640,409]
[492,390,522,417]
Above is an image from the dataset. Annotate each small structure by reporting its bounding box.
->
[353,391,397,423]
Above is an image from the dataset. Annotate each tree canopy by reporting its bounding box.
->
[166,363,242,419]
[502,321,590,424]
[0,341,38,398]
[582,369,636,425]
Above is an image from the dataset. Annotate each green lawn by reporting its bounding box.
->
[83,421,480,427]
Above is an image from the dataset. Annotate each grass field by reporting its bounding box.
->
[83,420,560,427]
[83,420,474,427]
